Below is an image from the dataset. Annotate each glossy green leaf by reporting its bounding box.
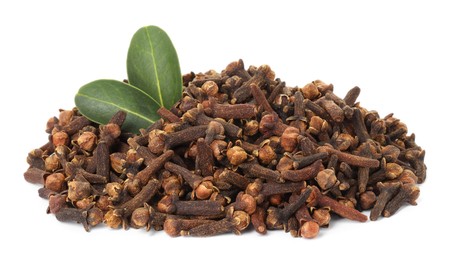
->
[75,79,161,133]
[127,25,182,109]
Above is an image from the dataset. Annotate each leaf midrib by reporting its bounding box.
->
[145,27,164,107]
[76,93,155,123]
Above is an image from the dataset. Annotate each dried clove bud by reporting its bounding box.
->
[383,183,420,217]
[266,187,312,229]
[313,187,367,222]
[164,218,214,237]
[385,163,404,179]
[210,139,227,161]
[301,82,320,100]
[281,159,323,182]
[318,146,379,168]
[135,150,174,186]
[48,194,68,214]
[184,209,249,237]
[259,112,288,137]
[148,129,166,154]
[299,221,320,239]
[77,131,97,152]
[251,206,267,235]
[104,209,122,229]
[44,172,66,193]
[205,121,225,144]
[203,98,256,120]
[130,206,151,229]
[292,152,328,169]
[260,182,307,197]
[116,178,160,218]
[105,182,122,202]
[195,138,214,177]
[45,153,60,172]
[359,191,377,210]
[159,196,224,216]
[27,149,45,170]
[276,155,294,172]
[24,167,49,185]
[165,162,216,200]
[55,207,90,231]
[315,169,337,190]
[58,109,74,126]
[370,182,401,221]
[243,120,259,136]
[312,208,331,227]
[240,161,283,183]
[335,133,355,151]
[52,131,69,147]
[68,180,91,202]
[226,146,248,166]
[280,127,300,152]
[87,207,104,228]
[234,192,256,215]
[256,142,276,165]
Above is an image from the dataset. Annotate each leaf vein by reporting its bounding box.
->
[76,93,155,123]
[145,28,164,107]
[111,79,162,106]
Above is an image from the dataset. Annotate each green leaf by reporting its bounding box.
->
[75,79,161,133]
[127,25,182,109]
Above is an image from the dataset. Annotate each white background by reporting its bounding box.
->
[1,0,451,259]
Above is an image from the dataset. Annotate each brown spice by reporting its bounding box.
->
[24,59,426,238]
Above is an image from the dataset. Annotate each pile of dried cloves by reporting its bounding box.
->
[24,60,426,238]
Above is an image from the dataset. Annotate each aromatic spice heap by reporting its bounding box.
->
[24,60,426,238]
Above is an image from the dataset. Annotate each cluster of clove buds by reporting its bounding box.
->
[24,60,426,238]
